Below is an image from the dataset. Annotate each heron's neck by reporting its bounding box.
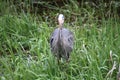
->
[59,24,63,29]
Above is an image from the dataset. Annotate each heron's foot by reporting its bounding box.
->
[66,59,70,63]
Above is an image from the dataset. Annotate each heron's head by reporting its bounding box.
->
[58,14,64,26]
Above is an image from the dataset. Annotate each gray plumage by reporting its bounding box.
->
[50,14,74,61]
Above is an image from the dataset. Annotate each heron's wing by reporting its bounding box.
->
[62,28,74,52]
[50,28,59,52]
[67,31,74,49]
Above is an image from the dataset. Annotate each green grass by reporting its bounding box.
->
[0,1,120,80]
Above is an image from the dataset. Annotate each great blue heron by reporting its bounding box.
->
[50,14,74,62]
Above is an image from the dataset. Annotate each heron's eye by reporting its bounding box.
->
[62,16,64,20]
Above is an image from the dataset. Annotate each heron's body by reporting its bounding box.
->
[50,27,73,60]
[50,14,74,62]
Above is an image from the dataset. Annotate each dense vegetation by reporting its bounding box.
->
[0,0,120,80]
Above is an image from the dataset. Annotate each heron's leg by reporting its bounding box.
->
[57,54,61,64]
[57,58,60,64]
[66,53,70,63]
